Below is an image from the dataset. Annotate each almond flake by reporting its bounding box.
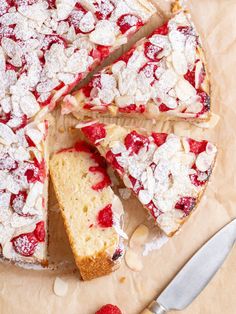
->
[129,224,149,248]
[172,51,188,75]
[53,277,68,297]
[89,20,115,46]
[0,123,17,145]
[125,249,143,272]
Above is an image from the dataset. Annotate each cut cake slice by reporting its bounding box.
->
[69,10,210,121]
[50,141,126,280]
[79,121,217,236]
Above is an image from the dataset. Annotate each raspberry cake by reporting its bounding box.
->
[0,120,48,265]
[69,10,210,121]
[50,142,126,280]
[0,0,155,266]
[79,122,217,236]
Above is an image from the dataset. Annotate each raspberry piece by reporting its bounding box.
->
[95,304,122,314]
[34,221,46,242]
[89,166,111,191]
[144,42,163,61]
[24,159,46,183]
[184,68,196,87]
[177,26,195,36]
[10,191,28,216]
[74,141,92,153]
[124,131,149,155]
[94,0,114,20]
[190,164,211,187]
[106,151,124,174]
[82,122,106,145]
[175,197,196,216]
[12,233,38,257]
[97,205,113,228]
[94,45,110,61]
[117,14,143,34]
[153,22,169,35]
[159,103,172,112]
[15,0,38,7]
[118,104,145,114]
[152,133,168,147]
[188,139,207,154]
[118,48,135,64]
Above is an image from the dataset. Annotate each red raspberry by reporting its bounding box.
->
[152,133,168,147]
[175,197,196,216]
[82,123,106,145]
[12,233,38,257]
[153,22,169,36]
[97,205,113,228]
[188,139,207,155]
[89,166,111,191]
[117,14,143,34]
[144,42,163,61]
[124,131,149,155]
[95,304,122,314]
[34,221,46,242]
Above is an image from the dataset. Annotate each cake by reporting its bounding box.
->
[67,10,210,121]
[0,0,155,266]
[50,141,126,280]
[79,121,217,236]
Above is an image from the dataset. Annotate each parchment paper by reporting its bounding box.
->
[1,1,236,313]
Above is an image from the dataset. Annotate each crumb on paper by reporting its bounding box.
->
[58,126,65,133]
[119,276,126,283]
[119,188,131,200]
[142,232,169,256]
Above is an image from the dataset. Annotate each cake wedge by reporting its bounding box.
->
[50,141,126,280]
[69,10,210,121]
[79,121,217,236]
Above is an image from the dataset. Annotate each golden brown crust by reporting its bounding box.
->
[49,160,117,281]
[76,252,116,281]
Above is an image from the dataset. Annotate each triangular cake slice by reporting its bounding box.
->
[69,10,210,121]
[50,141,126,280]
[79,122,217,236]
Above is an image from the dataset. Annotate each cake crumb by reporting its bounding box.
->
[58,126,65,133]
[119,276,126,283]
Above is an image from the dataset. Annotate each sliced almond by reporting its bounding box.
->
[192,114,220,129]
[175,78,197,102]
[196,151,215,172]
[172,51,188,75]
[129,224,149,249]
[125,249,143,272]
[53,277,68,297]
[0,122,17,145]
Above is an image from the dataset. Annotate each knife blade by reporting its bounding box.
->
[141,219,236,314]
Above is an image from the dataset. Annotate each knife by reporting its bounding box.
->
[141,219,236,314]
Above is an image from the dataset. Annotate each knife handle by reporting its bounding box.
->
[140,301,167,314]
